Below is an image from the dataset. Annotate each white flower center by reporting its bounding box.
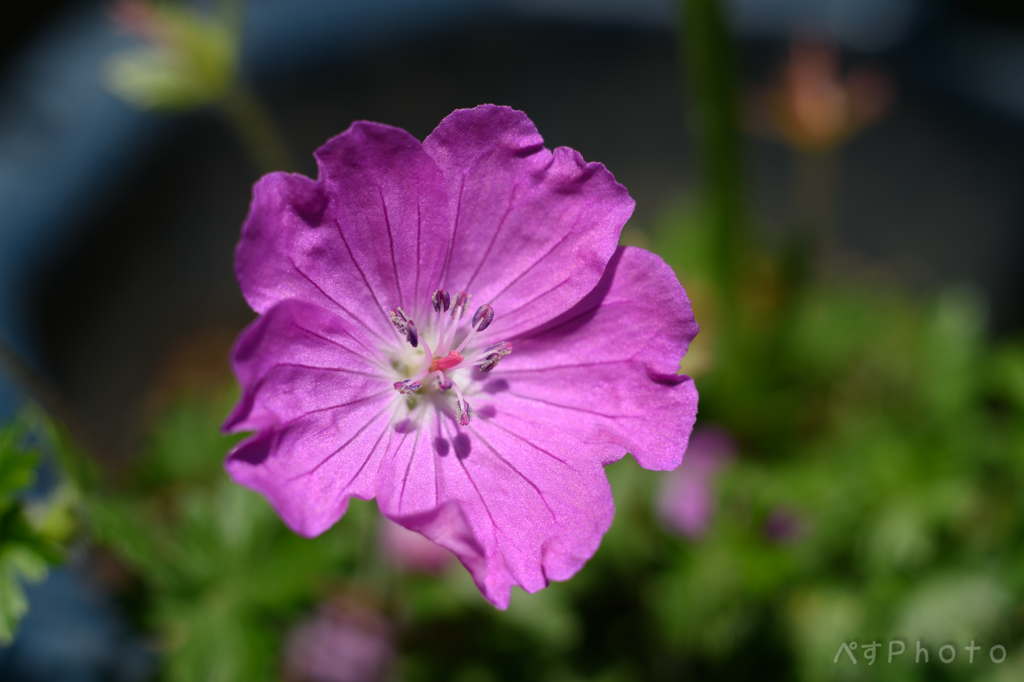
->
[387,289,511,426]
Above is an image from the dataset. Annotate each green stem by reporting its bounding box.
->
[792,148,840,266]
[217,84,296,173]
[216,0,246,38]
[677,0,744,303]
[212,0,292,172]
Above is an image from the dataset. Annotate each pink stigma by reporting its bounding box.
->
[430,350,464,373]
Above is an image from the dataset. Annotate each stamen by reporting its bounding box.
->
[454,304,495,354]
[389,307,410,335]
[394,379,422,394]
[433,371,452,392]
[451,382,473,426]
[471,305,494,331]
[451,292,468,319]
[420,331,434,365]
[436,300,450,354]
[389,307,419,347]
[477,342,512,372]
[431,289,451,313]
[442,292,469,352]
[404,319,419,348]
[455,399,473,426]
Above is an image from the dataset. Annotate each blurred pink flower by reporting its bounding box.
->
[655,428,734,538]
[380,517,452,573]
[109,0,164,42]
[283,599,394,682]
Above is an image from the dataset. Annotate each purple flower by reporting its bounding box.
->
[283,599,394,682]
[380,517,452,573]
[223,105,698,608]
[655,428,734,539]
[764,506,808,543]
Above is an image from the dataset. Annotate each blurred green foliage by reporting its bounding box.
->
[644,208,1024,681]
[81,388,370,682]
[0,414,77,644]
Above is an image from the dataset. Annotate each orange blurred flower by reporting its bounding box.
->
[754,42,895,152]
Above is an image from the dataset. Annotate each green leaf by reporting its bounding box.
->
[0,544,49,644]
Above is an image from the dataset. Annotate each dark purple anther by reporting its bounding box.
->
[479,341,512,372]
[389,307,410,335]
[471,305,494,331]
[394,379,422,395]
[431,289,451,313]
[455,398,473,426]
[390,307,418,346]
[405,319,419,348]
[437,375,453,392]
[764,508,806,543]
[452,292,469,319]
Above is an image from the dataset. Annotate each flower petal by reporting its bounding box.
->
[423,105,634,340]
[235,122,452,340]
[375,408,614,609]
[226,408,394,537]
[224,299,391,432]
[223,299,397,537]
[489,246,699,470]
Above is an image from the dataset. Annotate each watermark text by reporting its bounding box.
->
[834,641,1006,665]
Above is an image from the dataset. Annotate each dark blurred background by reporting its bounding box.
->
[1,0,1024,448]
[4,1,1024,680]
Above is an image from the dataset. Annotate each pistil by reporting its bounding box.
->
[429,350,464,373]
